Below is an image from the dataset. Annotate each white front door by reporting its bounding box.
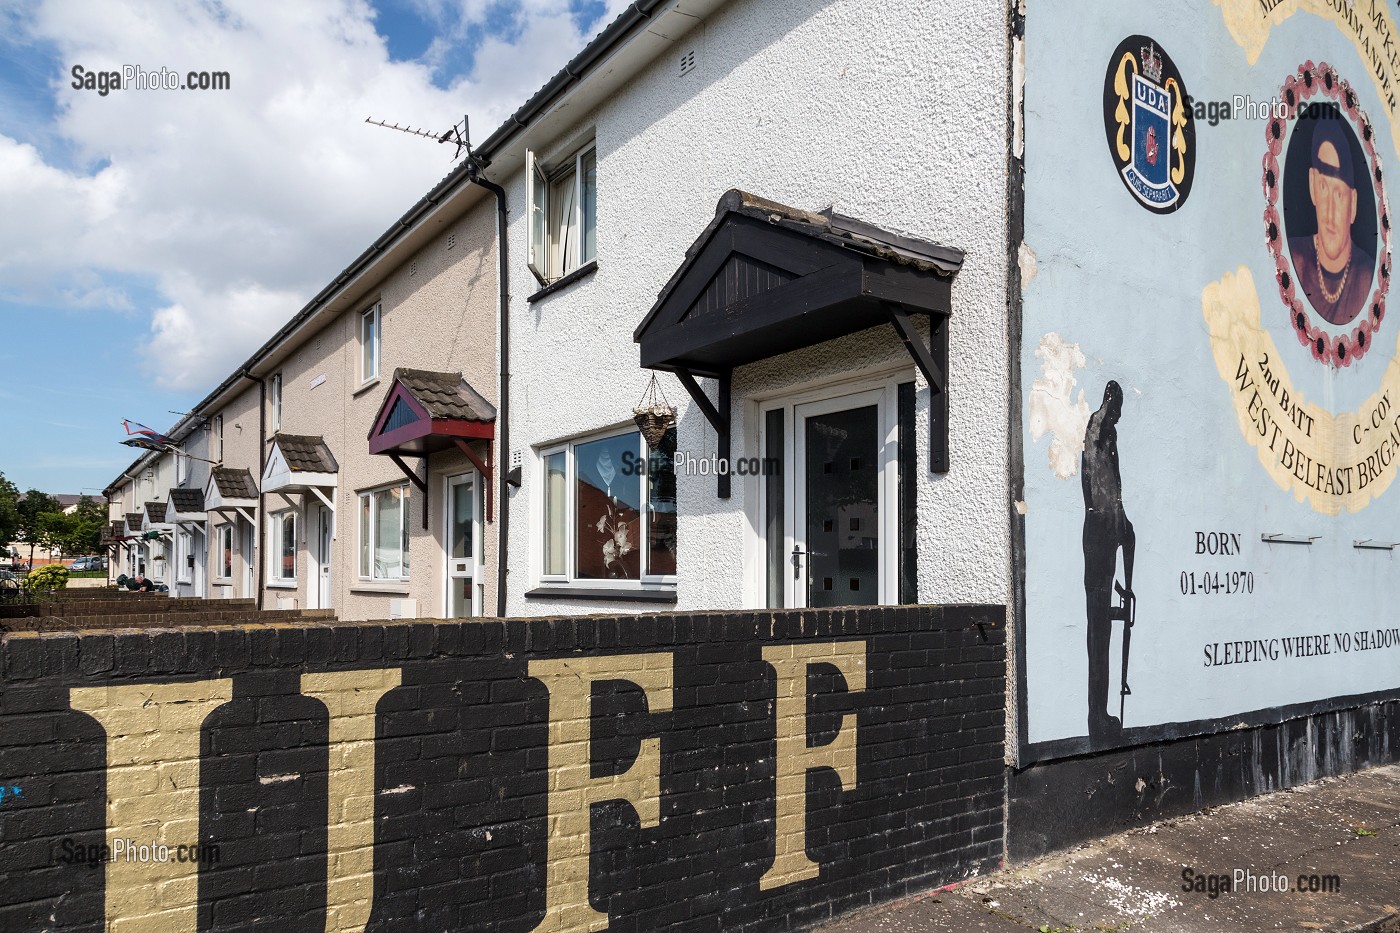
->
[765,387,896,609]
[193,529,206,598]
[315,505,333,610]
[241,520,256,597]
[445,473,478,617]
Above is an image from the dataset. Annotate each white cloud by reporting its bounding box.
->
[0,0,622,390]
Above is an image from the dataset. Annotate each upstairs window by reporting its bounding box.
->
[527,143,597,285]
[360,304,381,384]
[270,373,283,431]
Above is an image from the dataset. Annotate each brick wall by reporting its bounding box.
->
[0,605,1004,932]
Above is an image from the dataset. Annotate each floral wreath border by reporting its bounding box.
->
[1263,61,1392,368]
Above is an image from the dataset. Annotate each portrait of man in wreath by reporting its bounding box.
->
[1285,115,1377,327]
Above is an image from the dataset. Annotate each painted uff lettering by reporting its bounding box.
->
[60,641,871,930]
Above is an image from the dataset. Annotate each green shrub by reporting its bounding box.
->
[22,564,68,590]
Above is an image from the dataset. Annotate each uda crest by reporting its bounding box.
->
[1103,36,1195,213]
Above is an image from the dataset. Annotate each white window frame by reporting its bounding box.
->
[176,450,189,484]
[176,529,193,584]
[270,373,283,432]
[268,509,298,587]
[359,304,381,385]
[357,482,410,582]
[535,427,676,590]
[526,142,597,285]
[215,523,233,582]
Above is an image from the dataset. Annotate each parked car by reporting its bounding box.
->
[92,555,109,572]
[70,557,91,572]
[0,569,20,596]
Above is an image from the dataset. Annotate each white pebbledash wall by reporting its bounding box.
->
[503,0,1010,615]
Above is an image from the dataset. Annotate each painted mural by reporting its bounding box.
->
[1020,0,1400,759]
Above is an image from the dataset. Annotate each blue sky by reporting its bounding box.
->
[0,0,624,496]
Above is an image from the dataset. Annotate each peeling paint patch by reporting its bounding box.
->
[382,784,415,795]
[1017,242,1037,287]
[258,773,300,785]
[1028,333,1091,479]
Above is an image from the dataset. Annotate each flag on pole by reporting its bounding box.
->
[121,420,174,448]
[121,437,172,452]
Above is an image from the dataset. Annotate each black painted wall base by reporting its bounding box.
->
[1007,700,1400,862]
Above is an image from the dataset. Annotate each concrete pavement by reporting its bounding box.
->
[818,764,1400,933]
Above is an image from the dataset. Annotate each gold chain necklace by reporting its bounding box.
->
[1314,234,1350,304]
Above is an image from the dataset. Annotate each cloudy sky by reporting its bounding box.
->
[0,0,628,495]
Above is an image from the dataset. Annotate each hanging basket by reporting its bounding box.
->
[632,374,676,450]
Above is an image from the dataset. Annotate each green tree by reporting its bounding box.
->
[38,511,89,562]
[15,490,60,566]
[70,496,106,555]
[0,473,19,551]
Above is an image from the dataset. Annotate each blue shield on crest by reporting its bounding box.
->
[1121,72,1177,206]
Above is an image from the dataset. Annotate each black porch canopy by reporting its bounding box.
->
[633,190,963,496]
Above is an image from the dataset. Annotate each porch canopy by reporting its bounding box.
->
[142,501,173,534]
[262,434,339,512]
[633,189,964,496]
[166,488,207,526]
[204,467,260,527]
[368,368,497,524]
[101,520,131,547]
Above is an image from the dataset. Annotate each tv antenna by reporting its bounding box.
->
[364,113,472,162]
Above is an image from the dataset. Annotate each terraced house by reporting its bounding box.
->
[78,0,1400,928]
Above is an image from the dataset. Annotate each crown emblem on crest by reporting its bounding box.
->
[1140,43,1163,83]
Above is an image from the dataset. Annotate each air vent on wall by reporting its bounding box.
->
[680,49,696,76]
[410,260,418,276]
[446,232,456,250]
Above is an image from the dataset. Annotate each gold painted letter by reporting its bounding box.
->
[527,653,674,932]
[301,668,402,933]
[760,641,866,891]
[70,679,233,933]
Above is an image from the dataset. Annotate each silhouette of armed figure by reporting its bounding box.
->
[1082,381,1135,745]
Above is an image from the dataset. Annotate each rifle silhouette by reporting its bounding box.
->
[1109,581,1135,723]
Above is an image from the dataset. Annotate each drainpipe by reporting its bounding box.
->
[466,164,510,618]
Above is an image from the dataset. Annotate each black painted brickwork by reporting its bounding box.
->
[0,604,1005,932]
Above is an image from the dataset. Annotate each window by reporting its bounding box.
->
[270,373,282,431]
[216,524,233,580]
[527,143,597,284]
[215,414,224,461]
[538,428,676,585]
[358,484,409,580]
[176,450,189,484]
[269,510,297,584]
[360,305,381,384]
